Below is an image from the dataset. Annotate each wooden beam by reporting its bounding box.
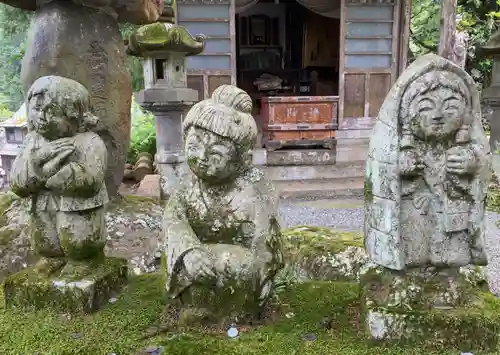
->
[438,0,458,61]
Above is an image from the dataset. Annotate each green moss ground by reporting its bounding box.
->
[0,273,496,355]
[282,226,363,257]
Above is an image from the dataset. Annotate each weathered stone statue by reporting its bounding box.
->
[0,0,164,198]
[362,54,494,344]
[163,85,284,322]
[365,53,491,271]
[4,76,126,313]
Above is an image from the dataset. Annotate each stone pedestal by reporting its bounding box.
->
[360,264,499,351]
[136,84,198,198]
[3,257,127,313]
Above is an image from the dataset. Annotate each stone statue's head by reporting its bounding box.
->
[26,76,98,141]
[400,70,473,141]
[183,85,257,184]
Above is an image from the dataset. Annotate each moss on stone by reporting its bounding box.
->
[0,192,19,227]
[282,226,365,282]
[59,227,105,261]
[364,175,373,203]
[107,193,161,213]
[360,265,499,351]
[2,257,127,313]
[127,23,205,57]
[283,226,363,256]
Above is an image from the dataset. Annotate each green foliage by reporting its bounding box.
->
[410,0,500,87]
[0,4,31,111]
[128,97,156,164]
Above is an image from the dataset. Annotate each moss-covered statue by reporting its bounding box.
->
[365,53,491,271]
[163,85,284,322]
[362,53,493,342]
[10,76,109,277]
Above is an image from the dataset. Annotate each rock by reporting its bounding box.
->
[134,153,154,182]
[124,168,136,182]
[4,257,127,313]
[135,174,162,200]
[360,263,497,351]
[282,226,367,282]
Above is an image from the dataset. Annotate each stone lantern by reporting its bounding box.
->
[127,21,205,198]
[478,31,500,153]
[478,31,500,178]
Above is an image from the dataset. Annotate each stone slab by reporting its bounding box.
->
[135,174,161,199]
[365,306,499,351]
[3,257,127,313]
[360,264,498,351]
[266,149,336,166]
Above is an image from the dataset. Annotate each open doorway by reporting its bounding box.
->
[235,0,341,148]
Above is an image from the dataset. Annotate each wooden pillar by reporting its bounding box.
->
[438,0,458,61]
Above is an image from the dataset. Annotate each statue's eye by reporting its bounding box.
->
[417,98,434,112]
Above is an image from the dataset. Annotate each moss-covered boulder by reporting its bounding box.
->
[360,263,498,351]
[0,192,163,282]
[282,226,367,282]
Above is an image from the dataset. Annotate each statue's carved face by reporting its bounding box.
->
[408,74,467,140]
[185,126,239,183]
[28,93,78,140]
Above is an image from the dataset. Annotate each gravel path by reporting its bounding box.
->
[279,198,500,294]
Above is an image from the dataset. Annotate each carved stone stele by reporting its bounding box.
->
[365,53,491,271]
[362,54,495,345]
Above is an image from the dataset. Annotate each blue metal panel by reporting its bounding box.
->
[347,6,393,20]
[345,54,391,69]
[347,22,392,37]
[178,4,229,20]
[179,21,230,36]
[346,39,392,53]
[187,55,231,70]
[204,39,231,53]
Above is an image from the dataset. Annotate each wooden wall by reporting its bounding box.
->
[177,0,236,100]
[339,0,405,127]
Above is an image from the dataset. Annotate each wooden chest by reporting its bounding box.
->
[260,96,339,150]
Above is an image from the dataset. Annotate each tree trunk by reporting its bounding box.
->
[438,0,458,62]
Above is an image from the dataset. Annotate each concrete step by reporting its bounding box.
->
[275,176,365,200]
[262,161,366,181]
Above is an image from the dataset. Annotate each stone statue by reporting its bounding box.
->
[163,85,284,321]
[362,53,493,342]
[365,53,491,271]
[1,0,163,198]
[10,76,109,277]
[4,76,126,313]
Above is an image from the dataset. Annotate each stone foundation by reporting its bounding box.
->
[3,257,127,313]
[360,264,500,351]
